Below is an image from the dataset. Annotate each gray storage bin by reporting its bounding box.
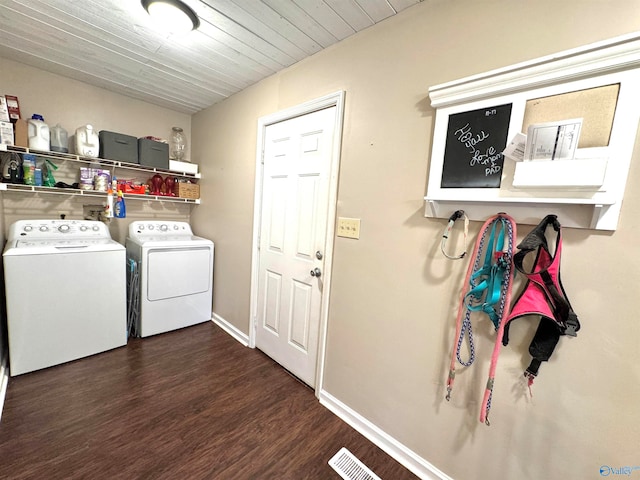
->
[138,138,169,169]
[99,131,139,163]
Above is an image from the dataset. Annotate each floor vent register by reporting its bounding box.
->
[328,447,382,480]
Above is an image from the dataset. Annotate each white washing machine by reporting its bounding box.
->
[3,219,127,376]
[125,221,214,337]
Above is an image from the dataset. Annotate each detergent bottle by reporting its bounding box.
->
[114,190,126,218]
[27,114,50,151]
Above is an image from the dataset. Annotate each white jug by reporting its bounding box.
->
[27,114,50,151]
[75,124,99,157]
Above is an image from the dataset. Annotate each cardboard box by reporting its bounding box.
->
[176,182,200,199]
[0,121,14,146]
[14,119,28,147]
[169,159,198,174]
[0,97,9,123]
[5,95,21,121]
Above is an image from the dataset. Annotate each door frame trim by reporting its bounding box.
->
[249,91,345,396]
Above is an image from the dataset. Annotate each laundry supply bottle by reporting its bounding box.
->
[27,114,50,151]
[114,190,126,218]
[34,167,43,187]
[105,188,114,218]
[75,124,99,157]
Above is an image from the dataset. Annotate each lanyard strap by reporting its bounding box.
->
[441,210,469,260]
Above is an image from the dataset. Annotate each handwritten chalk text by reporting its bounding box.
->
[454,123,489,153]
[469,146,503,177]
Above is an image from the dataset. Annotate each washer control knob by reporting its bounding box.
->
[23,226,32,232]
[148,225,154,230]
[80,225,88,232]
[173,225,179,230]
[160,224,168,231]
[58,224,70,233]
[39,226,49,232]
[92,225,100,231]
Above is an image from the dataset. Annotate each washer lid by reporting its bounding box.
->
[126,235,213,248]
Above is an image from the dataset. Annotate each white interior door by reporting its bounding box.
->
[255,106,337,387]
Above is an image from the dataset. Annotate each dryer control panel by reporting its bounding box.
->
[128,221,193,239]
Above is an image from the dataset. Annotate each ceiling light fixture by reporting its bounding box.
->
[141,0,200,34]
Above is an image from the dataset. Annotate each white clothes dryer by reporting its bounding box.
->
[3,219,127,376]
[125,221,214,337]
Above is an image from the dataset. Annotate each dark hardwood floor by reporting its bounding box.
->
[0,322,419,479]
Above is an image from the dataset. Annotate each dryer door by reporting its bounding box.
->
[146,247,212,300]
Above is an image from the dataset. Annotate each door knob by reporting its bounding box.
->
[315,251,323,260]
[310,267,322,277]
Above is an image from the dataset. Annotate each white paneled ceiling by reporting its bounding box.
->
[0,0,421,114]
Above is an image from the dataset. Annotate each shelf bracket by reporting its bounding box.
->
[427,200,438,218]
[590,204,607,230]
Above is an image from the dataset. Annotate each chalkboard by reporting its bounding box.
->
[441,103,512,188]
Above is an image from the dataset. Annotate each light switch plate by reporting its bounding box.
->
[337,217,360,239]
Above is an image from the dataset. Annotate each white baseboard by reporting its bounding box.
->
[211,312,250,346]
[0,352,8,422]
[319,390,452,480]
